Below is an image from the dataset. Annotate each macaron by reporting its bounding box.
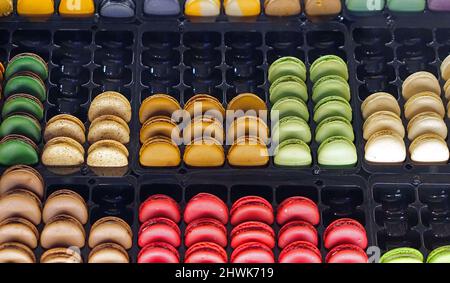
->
[312,75,351,103]
[227,136,269,167]
[409,133,450,163]
[268,57,307,83]
[44,114,86,144]
[0,114,42,143]
[185,242,228,263]
[361,92,401,120]
[345,0,385,12]
[139,194,181,224]
[0,218,39,249]
[445,79,450,100]
[140,116,181,144]
[274,139,312,167]
[87,140,129,168]
[140,136,181,167]
[40,214,86,249]
[269,75,308,104]
[99,0,136,18]
[0,135,39,166]
[0,0,13,17]
[227,116,268,142]
[4,53,48,81]
[144,0,181,16]
[305,0,342,18]
[278,241,322,263]
[271,116,311,144]
[363,111,405,140]
[441,55,450,81]
[402,71,441,101]
[325,244,368,263]
[313,96,353,124]
[224,0,261,16]
[231,221,275,249]
[231,242,275,263]
[264,0,302,16]
[184,193,228,225]
[276,196,320,226]
[88,243,130,264]
[2,94,44,121]
[183,137,225,167]
[182,116,223,144]
[185,218,227,248]
[407,112,447,141]
[227,92,267,114]
[0,165,44,199]
[16,0,55,18]
[323,218,368,250]
[139,94,181,124]
[365,130,406,163]
[317,136,357,166]
[138,242,180,263]
[88,217,133,249]
[88,115,130,145]
[183,94,225,120]
[0,189,42,225]
[316,116,355,144]
[40,247,83,264]
[231,196,274,226]
[0,242,36,263]
[42,137,85,167]
[404,92,445,120]
[271,96,309,121]
[426,245,450,263]
[184,0,221,17]
[310,55,348,83]
[3,72,47,102]
[387,0,426,12]
[278,220,319,248]
[138,217,181,248]
[380,248,423,263]
[42,189,88,225]
[59,0,95,17]
[88,91,132,123]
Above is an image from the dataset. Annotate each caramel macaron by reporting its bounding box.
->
[402,71,441,101]
[87,140,129,168]
[88,91,132,123]
[182,116,224,145]
[184,94,225,120]
[0,242,36,263]
[140,116,181,144]
[404,92,445,120]
[361,92,401,120]
[40,247,83,263]
[44,114,86,144]
[139,136,181,167]
[88,115,130,145]
[410,134,450,163]
[407,112,448,141]
[0,165,44,199]
[139,94,181,123]
[0,189,42,225]
[42,189,88,225]
[365,130,406,163]
[183,137,225,167]
[226,93,267,114]
[88,217,132,250]
[0,218,39,249]
[226,116,269,144]
[363,111,405,140]
[40,214,86,249]
[227,136,269,167]
[88,243,130,263]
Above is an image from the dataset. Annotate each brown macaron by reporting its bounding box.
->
[42,189,88,225]
[88,242,130,263]
[88,217,132,250]
[0,189,42,225]
[0,218,39,249]
[0,165,44,199]
[0,242,36,263]
[40,214,86,249]
[40,247,83,263]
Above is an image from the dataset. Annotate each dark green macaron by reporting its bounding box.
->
[310,55,349,83]
[4,53,48,81]
[2,94,44,121]
[0,114,42,143]
[271,97,310,121]
[272,116,311,144]
[0,134,39,166]
[312,75,351,103]
[274,139,312,167]
[4,72,47,102]
[313,96,352,124]
[269,75,308,104]
[317,136,357,166]
[268,57,307,83]
[315,116,354,144]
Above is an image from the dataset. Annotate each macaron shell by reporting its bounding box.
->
[0,242,36,263]
[182,117,223,144]
[0,218,39,249]
[316,116,355,143]
[409,134,450,163]
[227,116,269,144]
[404,92,445,120]
[325,244,368,263]
[5,53,48,81]
[185,218,227,248]
[268,56,307,83]
[44,114,86,144]
[407,112,447,141]
[88,91,132,123]
[88,243,130,263]
[231,242,275,263]
[226,92,267,113]
[0,190,42,225]
[88,115,130,145]
[427,245,450,263]
[184,242,228,263]
[183,94,225,120]
[269,75,308,104]
[183,138,225,167]
[2,94,44,121]
[365,130,406,163]
[317,136,357,166]
[139,194,181,223]
[230,196,274,226]
[42,137,85,167]
[272,116,312,144]
[312,75,351,103]
[87,140,129,167]
[183,193,229,224]
[40,215,86,249]
[42,190,88,225]
[274,139,312,167]
[271,96,309,121]
[0,135,39,166]
[88,217,133,249]
[361,92,401,120]
[0,165,44,199]
[140,116,180,144]
[323,218,368,250]
[402,71,441,100]
[313,96,352,124]
[230,221,275,249]
[380,247,423,263]
[139,136,181,167]
[0,114,42,143]
[139,94,181,123]
[276,196,320,226]
[138,242,180,263]
[363,111,405,140]
[278,221,319,248]
[3,74,47,102]
[40,247,83,263]
[138,218,181,248]
[227,136,269,167]
[310,55,348,83]
[278,241,322,263]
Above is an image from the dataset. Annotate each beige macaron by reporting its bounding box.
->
[365,130,406,163]
[0,242,36,263]
[87,140,129,168]
[445,79,450,100]
[44,114,86,144]
[404,92,445,120]
[42,189,88,225]
[88,217,132,250]
[88,243,130,263]
[42,137,85,166]
[407,112,448,141]
[40,247,83,263]
[0,165,44,199]
[88,91,132,123]
[0,218,39,249]
[40,214,86,249]
[88,115,130,145]
[0,189,42,225]
[402,71,441,101]
[441,55,450,81]
[363,111,405,140]
[410,134,450,163]
[361,92,401,120]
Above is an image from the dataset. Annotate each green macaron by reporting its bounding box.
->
[268,57,307,83]
[0,135,39,166]
[313,96,352,124]
[315,116,354,144]
[380,248,424,263]
[274,139,312,167]
[269,75,308,104]
[346,0,385,12]
[310,55,349,83]
[387,0,426,12]
[272,116,312,144]
[4,73,47,102]
[317,136,357,166]
[271,97,310,121]
[426,246,450,263]
[4,53,48,81]
[312,75,351,103]
[0,114,42,143]
[2,94,44,121]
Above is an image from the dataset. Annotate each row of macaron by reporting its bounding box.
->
[3,0,450,20]
[137,193,368,263]
[269,55,356,167]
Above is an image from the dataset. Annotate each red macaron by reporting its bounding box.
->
[325,244,368,263]
[230,196,274,226]
[184,242,228,263]
[230,221,275,249]
[278,220,319,249]
[138,217,181,248]
[137,242,180,263]
[139,194,181,223]
[184,193,229,225]
[231,242,275,263]
[185,218,227,248]
[276,196,320,226]
[323,218,368,250]
[278,241,322,263]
